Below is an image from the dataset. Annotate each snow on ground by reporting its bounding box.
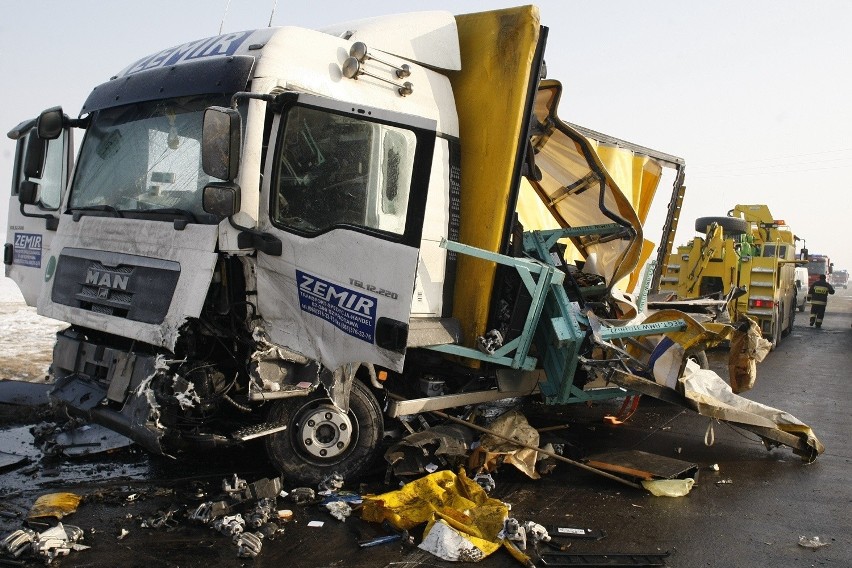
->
[0,277,67,381]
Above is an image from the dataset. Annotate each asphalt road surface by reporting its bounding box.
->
[0,289,849,567]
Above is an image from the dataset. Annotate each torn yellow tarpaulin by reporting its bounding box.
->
[362,469,509,559]
[587,142,663,228]
[587,141,663,293]
[527,80,644,288]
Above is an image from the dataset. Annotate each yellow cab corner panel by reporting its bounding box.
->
[449,6,541,345]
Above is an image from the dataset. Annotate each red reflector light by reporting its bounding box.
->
[750,299,774,309]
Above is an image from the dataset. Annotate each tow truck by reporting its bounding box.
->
[659,205,801,348]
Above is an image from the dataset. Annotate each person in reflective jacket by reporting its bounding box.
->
[807,274,835,328]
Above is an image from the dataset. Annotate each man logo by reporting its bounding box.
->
[86,268,129,291]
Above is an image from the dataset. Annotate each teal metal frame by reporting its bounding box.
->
[425,231,686,405]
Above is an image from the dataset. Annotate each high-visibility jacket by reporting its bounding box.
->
[808,279,835,305]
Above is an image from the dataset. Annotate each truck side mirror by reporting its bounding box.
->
[202,106,241,181]
[202,182,241,218]
[800,248,808,260]
[37,107,65,140]
[23,133,47,179]
[18,180,39,205]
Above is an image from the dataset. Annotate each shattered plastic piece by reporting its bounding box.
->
[325,501,351,522]
[117,528,129,540]
[473,471,496,493]
[320,491,362,506]
[214,514,245,538]
[798,535,831,549]
[236,531,264,558]
[318,471,344,494]
[641,478,695,497]
[27,492,82,520]
[290,487,316,504]
[715,479,733,485]
[277,509,293,522]
[710,463,720,471]
[307,520,324,527]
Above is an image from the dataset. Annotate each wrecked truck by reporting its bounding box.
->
[4,6,821,485]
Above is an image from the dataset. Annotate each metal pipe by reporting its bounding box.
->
[424,406,642,490]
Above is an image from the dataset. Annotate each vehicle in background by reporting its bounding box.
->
[828,269,848,289]
[795,266,808,311]
[659,204,802,348]
[805,253,832,286]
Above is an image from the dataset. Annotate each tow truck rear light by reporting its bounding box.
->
[750,299,774,309]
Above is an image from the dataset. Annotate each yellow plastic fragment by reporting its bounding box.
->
[27,492,82,520]
[641,478,695,497]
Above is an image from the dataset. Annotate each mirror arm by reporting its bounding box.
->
[19,202,58,231]
[227,216,282,257]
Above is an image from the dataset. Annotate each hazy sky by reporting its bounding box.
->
[2,1,850,271]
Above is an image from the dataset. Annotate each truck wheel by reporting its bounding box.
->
[769,308,781,350]
[265,379,383,485]
[785,300,795,335]
[694,216,749,236]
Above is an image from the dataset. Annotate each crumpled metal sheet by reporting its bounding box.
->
[385,423,475,477]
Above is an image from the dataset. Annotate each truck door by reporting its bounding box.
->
[4,119,72,306]
[255,95,436,373]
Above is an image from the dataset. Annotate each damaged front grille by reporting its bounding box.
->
[51,248,181,324]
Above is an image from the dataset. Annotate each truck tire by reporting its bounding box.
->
[769,307,781,350]
[265,379,383,485]
[784,300,795,335]
[694,216,749,236]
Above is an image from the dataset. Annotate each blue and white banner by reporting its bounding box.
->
[297,270,377,344]
[13,232,42,268]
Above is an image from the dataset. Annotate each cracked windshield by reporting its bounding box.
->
[70,94,232,223]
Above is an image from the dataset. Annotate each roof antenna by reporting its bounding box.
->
[268,0,279,27]
[219,0,232,34]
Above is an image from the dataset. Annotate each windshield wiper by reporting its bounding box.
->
[141,208,198,223]
[70,205,123,221]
